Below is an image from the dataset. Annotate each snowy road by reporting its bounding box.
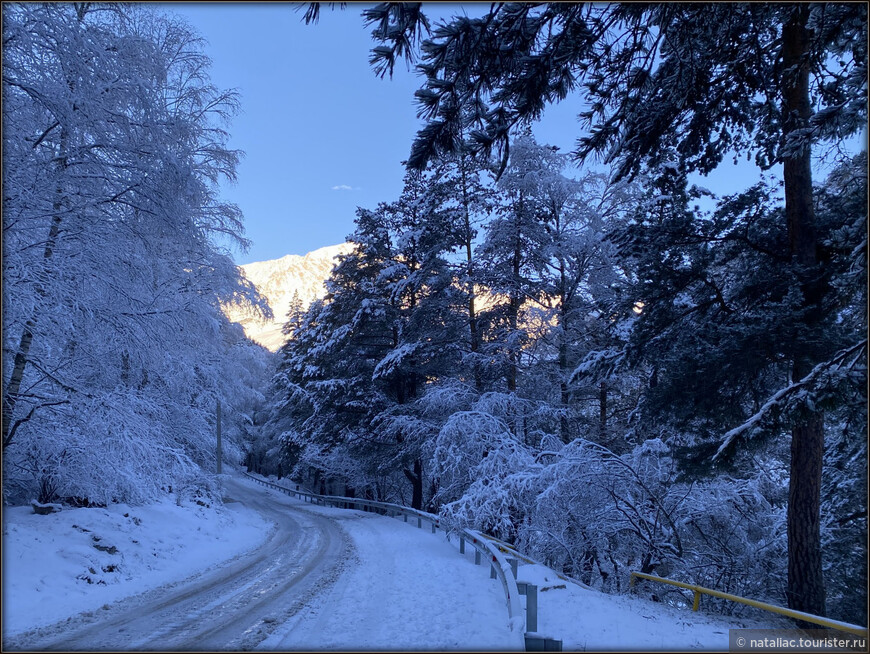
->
[256,496,519,651]
[6,475,519,651]
[5,476,350,651]
[3,472,777,651]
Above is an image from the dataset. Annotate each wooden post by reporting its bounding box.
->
[216,398,222,474]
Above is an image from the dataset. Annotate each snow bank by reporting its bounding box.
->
[249,475,782,651]
[516,563,781,650]
[2,492,270,637]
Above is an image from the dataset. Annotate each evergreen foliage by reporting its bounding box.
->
[282,1,866,622]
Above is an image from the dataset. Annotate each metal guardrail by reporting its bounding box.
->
[243,472,528,644]
[630,571,869,638]
[480,533,594,592]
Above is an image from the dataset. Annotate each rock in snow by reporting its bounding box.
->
[31,500,64,515]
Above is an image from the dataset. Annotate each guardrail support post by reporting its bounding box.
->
[431,522,436,534]
[403,513,407,523]
[692,590,701,612]
[475,550,481,565]
[526,584,538,633]
[508,558,518,579]
[524,634,561,651]
[460,536,465,554]
[490,557,497,579]
[417,516,422,529]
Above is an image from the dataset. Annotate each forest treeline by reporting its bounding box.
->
[253,2,867,625]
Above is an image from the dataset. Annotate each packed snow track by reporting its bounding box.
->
[4,476,350,651]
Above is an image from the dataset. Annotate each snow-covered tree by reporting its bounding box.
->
[3,4,266,505]
[357,1,867,617]
[423,152,496,392]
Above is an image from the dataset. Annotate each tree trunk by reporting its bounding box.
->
[507,193,523,392]
[2,185,65,448]
[580,546,597,586]
[558,255,570,442]
[558,336,570,442]
[599,381,608,441]
[507,293,519,392]
[782,6,826,619]
[403,459,424,510]
[460,157,482,392]
[787,411,825,616]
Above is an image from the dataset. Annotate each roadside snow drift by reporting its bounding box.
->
[2,486,270,637]
[514,563,781,650]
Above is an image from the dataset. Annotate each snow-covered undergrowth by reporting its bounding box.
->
[2,492,271,636]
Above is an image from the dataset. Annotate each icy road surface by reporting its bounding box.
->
[5,475,518,651]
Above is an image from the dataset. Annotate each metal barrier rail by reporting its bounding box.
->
[480,533,594,592]
[630,571,869,638]
[243,473,526,639]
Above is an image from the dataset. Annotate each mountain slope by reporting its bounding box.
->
[226,243,353,351]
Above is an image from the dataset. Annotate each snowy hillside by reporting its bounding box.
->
[225,243,353,351]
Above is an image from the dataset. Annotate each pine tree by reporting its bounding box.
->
[359,1,866,617]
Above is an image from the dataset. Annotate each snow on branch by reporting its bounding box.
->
[713,339,868,460]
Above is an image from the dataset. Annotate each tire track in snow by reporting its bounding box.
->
[5,476,351,651]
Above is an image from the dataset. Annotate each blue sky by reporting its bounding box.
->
[170,3,851,266]
[170,2,636,264]
[170,3,489,264]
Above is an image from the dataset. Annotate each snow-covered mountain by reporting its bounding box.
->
[226,243,353,351]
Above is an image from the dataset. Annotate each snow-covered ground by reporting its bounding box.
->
[515,563,779,650]
[3,470,782,650]
[253,474,783,651]
[2,481,270,637]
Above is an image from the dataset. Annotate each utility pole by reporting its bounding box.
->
[216,398,222,475]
